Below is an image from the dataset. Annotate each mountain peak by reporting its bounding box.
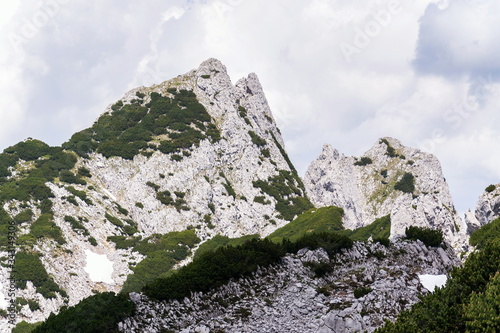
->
[318,144,340,160]
[304,138,469,253]
[198,58,227,73]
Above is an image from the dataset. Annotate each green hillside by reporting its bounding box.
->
[62,89,221,161]
[267,206,344,243]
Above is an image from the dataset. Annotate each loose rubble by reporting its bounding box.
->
[120,240,459,333]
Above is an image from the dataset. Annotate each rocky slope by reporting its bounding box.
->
[119,240,459,333]
[303,138,469,252]
[0,58,311,329]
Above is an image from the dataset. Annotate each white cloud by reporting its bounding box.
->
[414,0,500,77]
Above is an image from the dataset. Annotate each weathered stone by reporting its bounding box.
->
[119,242,459,332]
[303,139,469,254]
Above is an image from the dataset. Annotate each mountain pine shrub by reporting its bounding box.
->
[485,184,496,193]
[405,226,443,247]
[394,172,415,193]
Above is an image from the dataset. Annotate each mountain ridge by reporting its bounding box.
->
[0,58,498,332]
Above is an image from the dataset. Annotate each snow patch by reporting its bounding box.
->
[84,250,114,284]
[418,274,447,292]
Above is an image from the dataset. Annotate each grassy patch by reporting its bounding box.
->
[194,234,260,260]
[267,206,344,243]
[119,230,200,293]
[342,215,391,242]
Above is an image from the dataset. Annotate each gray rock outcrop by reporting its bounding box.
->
[120,240,459,333]
[303,138,469,253]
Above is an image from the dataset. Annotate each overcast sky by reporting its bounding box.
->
[1,0,499,215]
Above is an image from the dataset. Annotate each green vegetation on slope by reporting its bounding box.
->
[12,252,67,299]
[464,271,500,332]
[267,207,391,245]
[29,213,66,245]
[375,240,500,333]
[63,89,221,160]
[404,225,443,247]
[194,234,259,260]
[267,206,344,243]
[12,321,42,333]
[253,169,313,221]
[32,292,135,333]
[394,172,415,194]
[354,156,373,166]
[108,230,201,293]
[485,184,496,193]
[142,232,353,302]
[0,143,79,203]
[380,138,401,158]
[470,217,500,249]
[343,214,391,242]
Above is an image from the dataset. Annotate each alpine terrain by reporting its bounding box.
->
[0,59,499,333]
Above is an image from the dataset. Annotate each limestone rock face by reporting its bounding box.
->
[83,58,301,240]
[303,138,469,252]
[464,184,500,233]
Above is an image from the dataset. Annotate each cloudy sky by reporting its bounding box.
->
[1,0,499,214]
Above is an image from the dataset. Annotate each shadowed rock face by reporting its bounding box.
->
[303,137,469,253]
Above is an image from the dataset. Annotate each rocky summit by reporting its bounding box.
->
[303,138,469,253]
[0,59,499,333]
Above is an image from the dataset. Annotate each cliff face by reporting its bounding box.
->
[0,58,311,328]
[303,138,469,252]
